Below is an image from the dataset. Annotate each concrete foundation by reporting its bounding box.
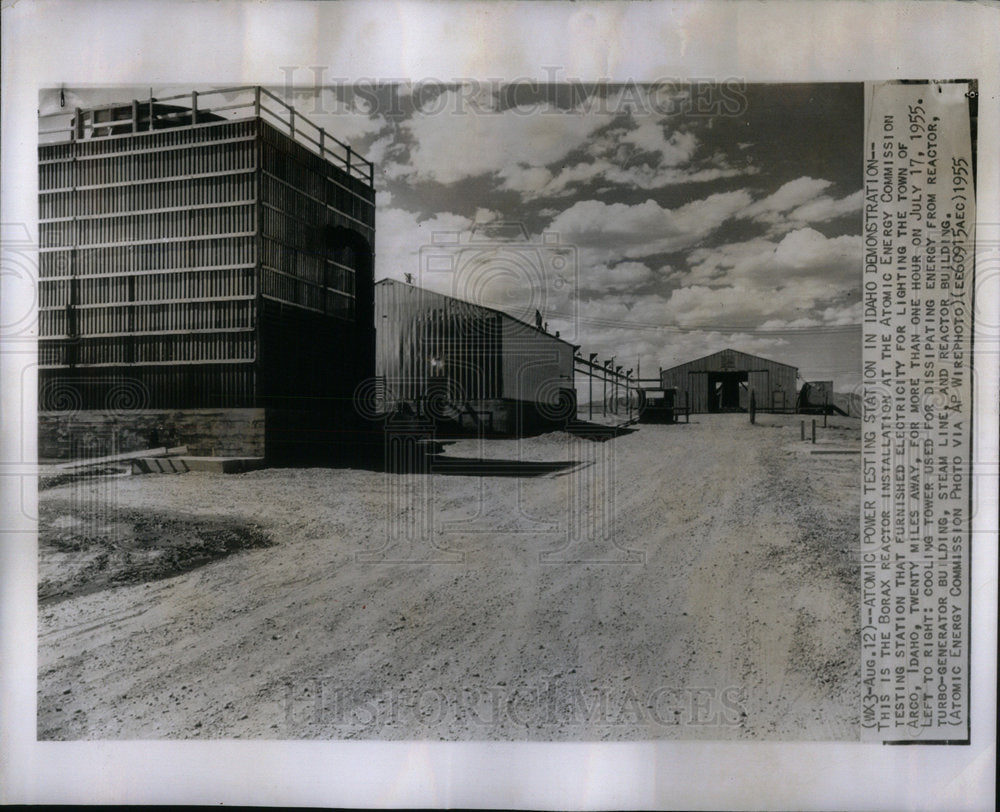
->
[129,456,266,475]
[38,401,560,464]
[39,409,266,461]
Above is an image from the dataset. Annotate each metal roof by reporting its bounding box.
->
[662,347,798,373]
[374,278,581,351]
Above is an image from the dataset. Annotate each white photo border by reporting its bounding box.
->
[2,1,996,809]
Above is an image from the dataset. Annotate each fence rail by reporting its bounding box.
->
[39,85,374,186]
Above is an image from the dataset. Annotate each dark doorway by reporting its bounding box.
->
[707,371,748,412]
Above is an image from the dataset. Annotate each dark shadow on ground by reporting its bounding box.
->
[425,455,579,477]
[564,419,639,441]
[38,501,273,605]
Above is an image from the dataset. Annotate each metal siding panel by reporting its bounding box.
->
[375,280,507,407]
[692,372,708,413]
[39,123,260,408]
[375,280,574,409]
[660,348,798,412]
[660,368,691,411]
[500,318,572,405]
[748,370,770,409]
[772,366,786,410]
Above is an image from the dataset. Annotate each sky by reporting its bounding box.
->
[40,82,864,389]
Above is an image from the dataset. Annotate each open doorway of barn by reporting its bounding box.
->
[707,371,748,412]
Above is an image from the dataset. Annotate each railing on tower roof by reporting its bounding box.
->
[37,85,375,187]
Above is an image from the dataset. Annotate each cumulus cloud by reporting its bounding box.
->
[770,227,858,271]
[741,176,862,233]
[375,207,577,329]
[372,194,860,341]
[665,227,861,329]
[758,302,861,331]
[619,119,697,164]
[743,176,833,219]
[379,85,754,195]
[788,190,863,224]
[547,191,753,265]
[515,158,752,198]
[374,208,476,283]
[362,86,864,379]
[497,164,554,193]
[686,227,859,285]
[661,282,847,329]
[579,261,658,293]
[499,114,753,198]
[385,90,614,185]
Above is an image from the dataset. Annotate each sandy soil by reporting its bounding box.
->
[38,413,861,740]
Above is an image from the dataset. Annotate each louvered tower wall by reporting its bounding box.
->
[37,88,376,461]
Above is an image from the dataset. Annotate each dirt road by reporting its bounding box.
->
[38,413,861,740]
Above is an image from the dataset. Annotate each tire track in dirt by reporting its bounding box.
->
[38,415,861,740]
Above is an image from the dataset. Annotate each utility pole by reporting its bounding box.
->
[604,358,613,418]
[589,353,598,421]
[615,365,622,415]
[626,369,633,421]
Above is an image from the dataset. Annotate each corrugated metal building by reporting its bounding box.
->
[37,87,376,460]
[375,279,577,433]
[660,348,798,414]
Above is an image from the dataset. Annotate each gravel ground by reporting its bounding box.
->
[38,413,862,740]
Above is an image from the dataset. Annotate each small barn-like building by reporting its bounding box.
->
[660,348,798,414]
[375,279,577,433]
